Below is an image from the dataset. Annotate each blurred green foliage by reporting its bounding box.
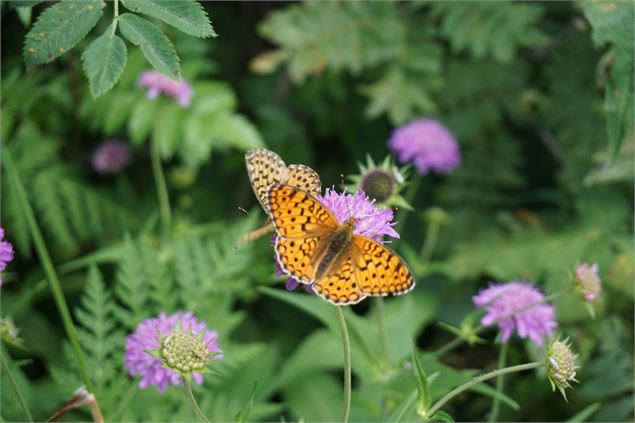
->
[1,1,633,422]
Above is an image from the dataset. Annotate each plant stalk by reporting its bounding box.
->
[335,306,351,423]
[3,152,94,392]
[488,341,508,422]
[182,377,211,423]
[426,362,543,419]
[0,352,33,422]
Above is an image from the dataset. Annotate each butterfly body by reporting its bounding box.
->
[269,183,415,305]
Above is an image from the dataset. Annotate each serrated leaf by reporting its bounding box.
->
[24,0,104,69]
[82,25,128,98]
[121,0,215,38]
[118,12,180,79]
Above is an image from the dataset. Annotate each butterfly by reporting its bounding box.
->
[268,183,415,305]
[235,149,322,248]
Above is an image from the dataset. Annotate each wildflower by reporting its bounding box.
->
[0,318,24,349]
[138,71,193,107]
[318,188,399,241]
[573,263,601,302]
[124,311,222,393]
[346,155,411,209]
[0,228,15,287]
[388,118,461,175]
[472,281,558,346]
[92,140,132,174]
[546,336,579,401]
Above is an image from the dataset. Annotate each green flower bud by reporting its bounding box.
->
[546,337,579,401]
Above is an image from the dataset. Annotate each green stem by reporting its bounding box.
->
[151,137,172,234]
[114,0,119,17]
[426,362,543,419]
[418,218,440,264]
[3,152,94,392]
[395,176,421,232]
[0,352,33,422]
[488,342,508,422]
[182,377,211,423]
[335,306,351,423]
[433,288,571,358]
[375,297,390,370]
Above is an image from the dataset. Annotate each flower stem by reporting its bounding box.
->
[335,306,351,423]
[151,137,172,234]
[114,0,119,17]
[418,216,441,264]
[0,351,33,422]
[3,152,94,392]
[182,377,211,423]
[425,362,543,419]
[488,342,508,422]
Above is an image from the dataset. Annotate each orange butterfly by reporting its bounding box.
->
[235,149,321,248]
[268,184,415,305]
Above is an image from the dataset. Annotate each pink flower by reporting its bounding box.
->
[473,281,558,346]
[124,311,222,393]
[138,71,193,107]
[92,140,131,174]
[574,263,601,302]
[318,188,399,241]
[0,228,15,287]
[388,118,461,175]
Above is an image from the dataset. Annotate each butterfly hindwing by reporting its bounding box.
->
[285,164,321,197]
[313,249,367,305]
[352,236,415,296]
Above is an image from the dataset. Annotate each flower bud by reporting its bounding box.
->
[158,328,214,377]
[574,263,601,302]
[546,337,579,401]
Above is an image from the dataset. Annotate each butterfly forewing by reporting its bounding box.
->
[245,149,286,210]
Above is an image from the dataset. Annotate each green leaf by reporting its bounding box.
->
[207,114,265,150]
[24,0,104,69]
[412,346,431,416]
[153,102,185,157]
[431,410,455,423]
[121,0,216,38]
[565,402,601,422]
[118,12,180,79]
[389,389,417,422]
[128,98,159,145]
[82,24,128,98]
[235,379,258,423]
[259,287,338,333]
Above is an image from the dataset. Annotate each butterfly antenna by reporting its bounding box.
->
[237,206,250,215]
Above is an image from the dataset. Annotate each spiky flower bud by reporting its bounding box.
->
[157,326,216,378]
[346,155,411,209]
[546,337,579,401]
[360,169,395,203]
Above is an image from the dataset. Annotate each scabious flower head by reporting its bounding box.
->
[346,155,411,209]
[138,71,193,107]
[472,281,558,346]
[0,228,15,287]
[574,263,601,302]
[318,188,400,241]
[388,118,461,175]
[124,311,222,393]
[546,336,579,401]
[92,140,132,174]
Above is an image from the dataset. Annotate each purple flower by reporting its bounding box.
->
[124,311,223,393]
[92,140,132,174]
[138,71,193,107]
[574,263,601,302]
[472,281,558,346]
[318,188,399,241]
[388,118,461,175]
[0,228,15,288]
